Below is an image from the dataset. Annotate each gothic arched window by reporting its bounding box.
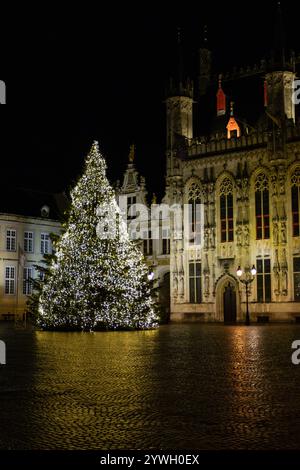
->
[188,182,202,245]
[219,178,234,242]
[255,173,270,240]
[291,168,300,237]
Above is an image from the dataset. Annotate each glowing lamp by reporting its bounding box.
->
[236,266,243,277]
[251,265,257,276]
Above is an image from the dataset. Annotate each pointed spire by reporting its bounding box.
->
[166,27,193,99]
[216,75,226,116]
[276,1,285,68]
[177,26,184,84]
[269,1,289,70]
[199,24,211,97]
[202,24,209,47]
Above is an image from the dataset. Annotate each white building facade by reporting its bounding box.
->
[0,202,62,321]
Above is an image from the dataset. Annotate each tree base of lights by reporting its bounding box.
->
[32,141,158,331]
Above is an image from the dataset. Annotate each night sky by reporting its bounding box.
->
[1,1,299,201]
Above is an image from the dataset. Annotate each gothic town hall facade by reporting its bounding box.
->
[119,48,300,323]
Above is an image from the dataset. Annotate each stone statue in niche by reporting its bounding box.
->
[180,251,185,274]
[243,225,249,246]
[236,225,243,246]
[236,180,243,202]
[280,270,288,296]
[204,275,210,297]
[176,251,182,273]
[273,221,279,245]
[271,177,276,198]
[179,275,184,299]
[280,248,288,295]
[280,221,287,244]
[273,249,280,295]
[278,172,286,195]
[204,228,210,250]
[209,227,216,249]
[173,274,178,299]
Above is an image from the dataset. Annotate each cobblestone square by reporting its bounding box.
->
[1,323,300,450]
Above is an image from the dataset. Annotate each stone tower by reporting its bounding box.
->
[165,78,194,177]
[265,2,296,127]
[265,68,296,125]
[165,29,194,178]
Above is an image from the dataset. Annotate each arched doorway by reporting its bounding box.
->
[159,272,170,323]
[223,282,237,323]
[215,275,239,322]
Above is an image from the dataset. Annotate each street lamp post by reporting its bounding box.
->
[236,265,257,325]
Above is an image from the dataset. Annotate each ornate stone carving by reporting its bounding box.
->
[236,224,249,247]
[278,169,286,195]
[187,181,202,201]
[280,221,287,245]
[236,225,243,246]
[219,177,233,195]
[273,249,280,296]
[280,248,288,296]
[209,227,216,249]
[291,167,300,187]
[173,274,178,299]
[273,221,279,245]
[270,171,277,197]
[203,254,210,297]
[204,228,209,250]
[178,274,185,300]
[243,225,249,246]
[255,172,269,192]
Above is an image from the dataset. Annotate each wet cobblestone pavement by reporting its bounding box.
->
[1,323,300,450]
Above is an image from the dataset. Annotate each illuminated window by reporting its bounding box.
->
[219,178,234,242]
[6,229,16,251]
[255,173,270,240]
[189,262,202,303]
[294,257,300,301]
[5,266,15,295]
[257,258,271,303]
[23,267,33,295]
[41,233,50,254]
[188,182,202,245]
[24,231,34,253]
[291,168,300,237]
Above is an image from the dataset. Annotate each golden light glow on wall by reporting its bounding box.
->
[226,102,240,139]
[226,117,241,139]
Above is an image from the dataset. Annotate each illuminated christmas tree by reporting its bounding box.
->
[36,141,158,331]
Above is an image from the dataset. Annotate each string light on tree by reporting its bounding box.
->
[33,141,158,331]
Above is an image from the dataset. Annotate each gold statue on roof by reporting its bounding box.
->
[128,144,135,162]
